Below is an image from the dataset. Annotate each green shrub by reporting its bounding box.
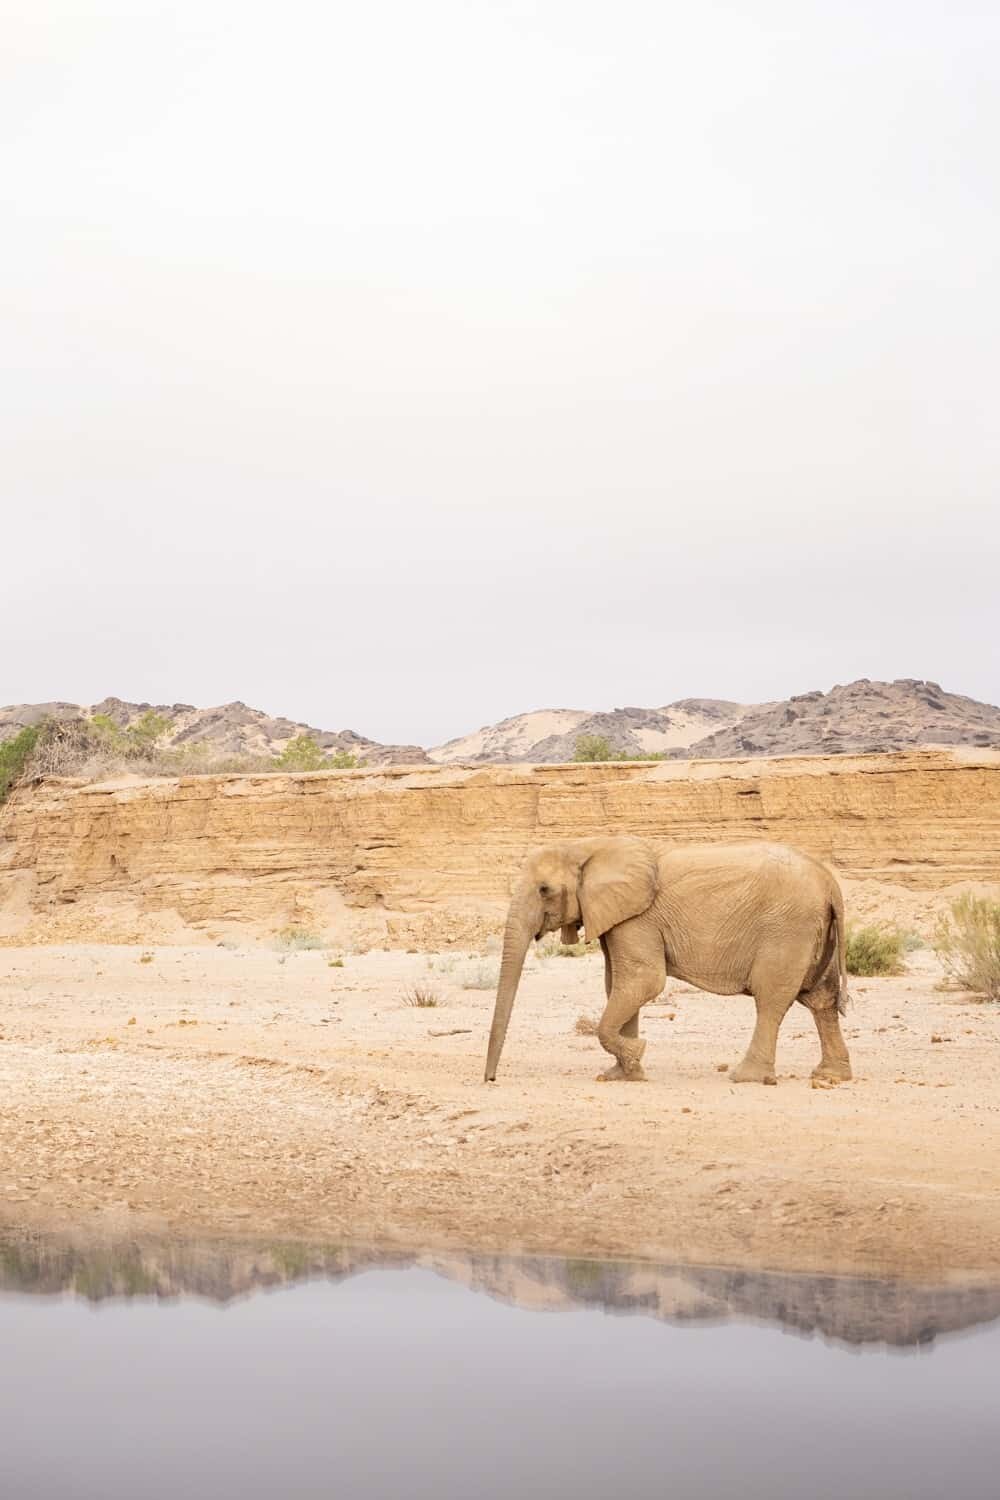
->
[572,734,669,763]
[327,750,360,769]
[272,735,359,771]
[573,734,616,762]
[934,895,1000,1001]
[273,734,328,770]
[0,725,41,802]
[89,710,170,754]
[845,924,906,976]
[125,710,171,750]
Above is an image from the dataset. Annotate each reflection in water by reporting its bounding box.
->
[1,1220,999,1348]
[0,1223,997,1500]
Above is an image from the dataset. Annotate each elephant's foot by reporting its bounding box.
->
[730,1057,777,1086]
[596,1062,647,1083]
[595,1035,647,1082]
[619,1035,646,1072]
[812,1060,852,1083]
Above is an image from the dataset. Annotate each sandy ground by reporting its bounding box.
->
[1,940,998,1281]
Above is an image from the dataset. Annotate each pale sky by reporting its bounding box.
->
[4,2,998,747]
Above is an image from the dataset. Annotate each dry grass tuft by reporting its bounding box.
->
[934,895,1000,1001]
[403,985,441,1008]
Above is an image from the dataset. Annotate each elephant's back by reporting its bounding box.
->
[657,840,837,901]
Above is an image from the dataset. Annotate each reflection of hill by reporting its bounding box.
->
[444,1254,1000,1348]
[1,1223,998,1350]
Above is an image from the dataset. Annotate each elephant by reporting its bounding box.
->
[484,836,851,1087]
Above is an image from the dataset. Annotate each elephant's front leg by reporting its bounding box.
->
[596,1010,644,1082]
[595,927,665,1082]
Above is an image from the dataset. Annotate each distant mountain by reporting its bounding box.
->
[428,699,748,763]
[4,679,999,769]
[675,679,1000,760]
[430,679,1000,762]
[0,697,430,767]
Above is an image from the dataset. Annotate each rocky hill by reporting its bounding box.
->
[430,679,1000,762]
[681,679,1000,761]
[428,698,747,762]
[4,679,999,768]
[0,697,429,768]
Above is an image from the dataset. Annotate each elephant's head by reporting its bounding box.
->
[483,836,659,1081]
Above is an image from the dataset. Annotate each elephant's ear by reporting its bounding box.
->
[578,838,658,942]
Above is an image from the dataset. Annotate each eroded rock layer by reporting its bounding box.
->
[1,749,998,945]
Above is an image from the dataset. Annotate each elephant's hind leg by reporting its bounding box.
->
[731,950,808,1085]
[807,1001,853,1082]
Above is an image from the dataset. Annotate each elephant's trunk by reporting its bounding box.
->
[484,889,540,1082]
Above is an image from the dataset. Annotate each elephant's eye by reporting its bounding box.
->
[538,884,551,897]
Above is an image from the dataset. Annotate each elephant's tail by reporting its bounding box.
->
[832,891,849,1014]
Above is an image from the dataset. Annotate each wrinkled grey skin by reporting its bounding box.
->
[485,837,850,1087]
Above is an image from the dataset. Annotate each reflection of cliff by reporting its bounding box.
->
[2,1224,999,1349]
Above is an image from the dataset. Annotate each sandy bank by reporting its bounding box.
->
[1,942,997,1280]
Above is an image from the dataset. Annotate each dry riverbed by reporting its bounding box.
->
[0,942,998,1279]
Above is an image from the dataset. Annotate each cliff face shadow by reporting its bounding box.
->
[2,1221,999,1350]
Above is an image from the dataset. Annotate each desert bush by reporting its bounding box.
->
[460,960,500,990]
[845,924,906,976]
[573,734,617,762]
[403,985,440,1008]
[538,937,595,959]
[88,711,172,762]
[272,735,359,771]
[0,725,41,803]
[273,735,328,771]
[274,926,325,951]
[933,895,1000,1001]
[572,734,670,763]
[326,750,360,769]
[89,710,170,755]
[555,942,590,958]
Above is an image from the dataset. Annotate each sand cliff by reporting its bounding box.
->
[2,748,998,945]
